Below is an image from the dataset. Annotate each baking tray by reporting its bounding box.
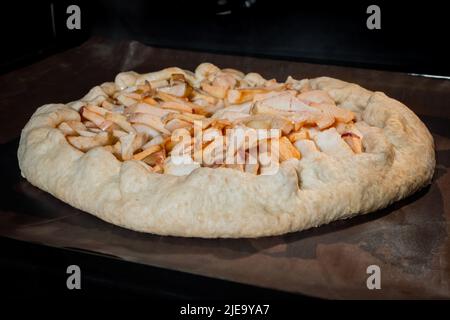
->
[0,37,449,299]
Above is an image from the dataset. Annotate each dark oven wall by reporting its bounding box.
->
[1,0,449,76]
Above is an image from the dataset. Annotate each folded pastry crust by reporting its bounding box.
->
[18,66,435,238]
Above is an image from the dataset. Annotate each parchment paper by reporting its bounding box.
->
[0,38,448,299]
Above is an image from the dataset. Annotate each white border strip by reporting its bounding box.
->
[408,73,450,80]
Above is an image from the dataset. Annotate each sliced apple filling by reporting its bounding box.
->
[61,63,364,175]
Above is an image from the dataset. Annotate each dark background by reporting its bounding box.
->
[0,0,449,76]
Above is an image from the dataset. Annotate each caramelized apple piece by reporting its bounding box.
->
[277,136,301,161]
[67,132,112,152]
[128,113,170,135]
[288,128,310,143]
[341,132,363,154]
[133,144,162,161]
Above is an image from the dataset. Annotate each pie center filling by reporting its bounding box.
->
[61,63,364,176]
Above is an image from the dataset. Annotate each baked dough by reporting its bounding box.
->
[17,64,435,238]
